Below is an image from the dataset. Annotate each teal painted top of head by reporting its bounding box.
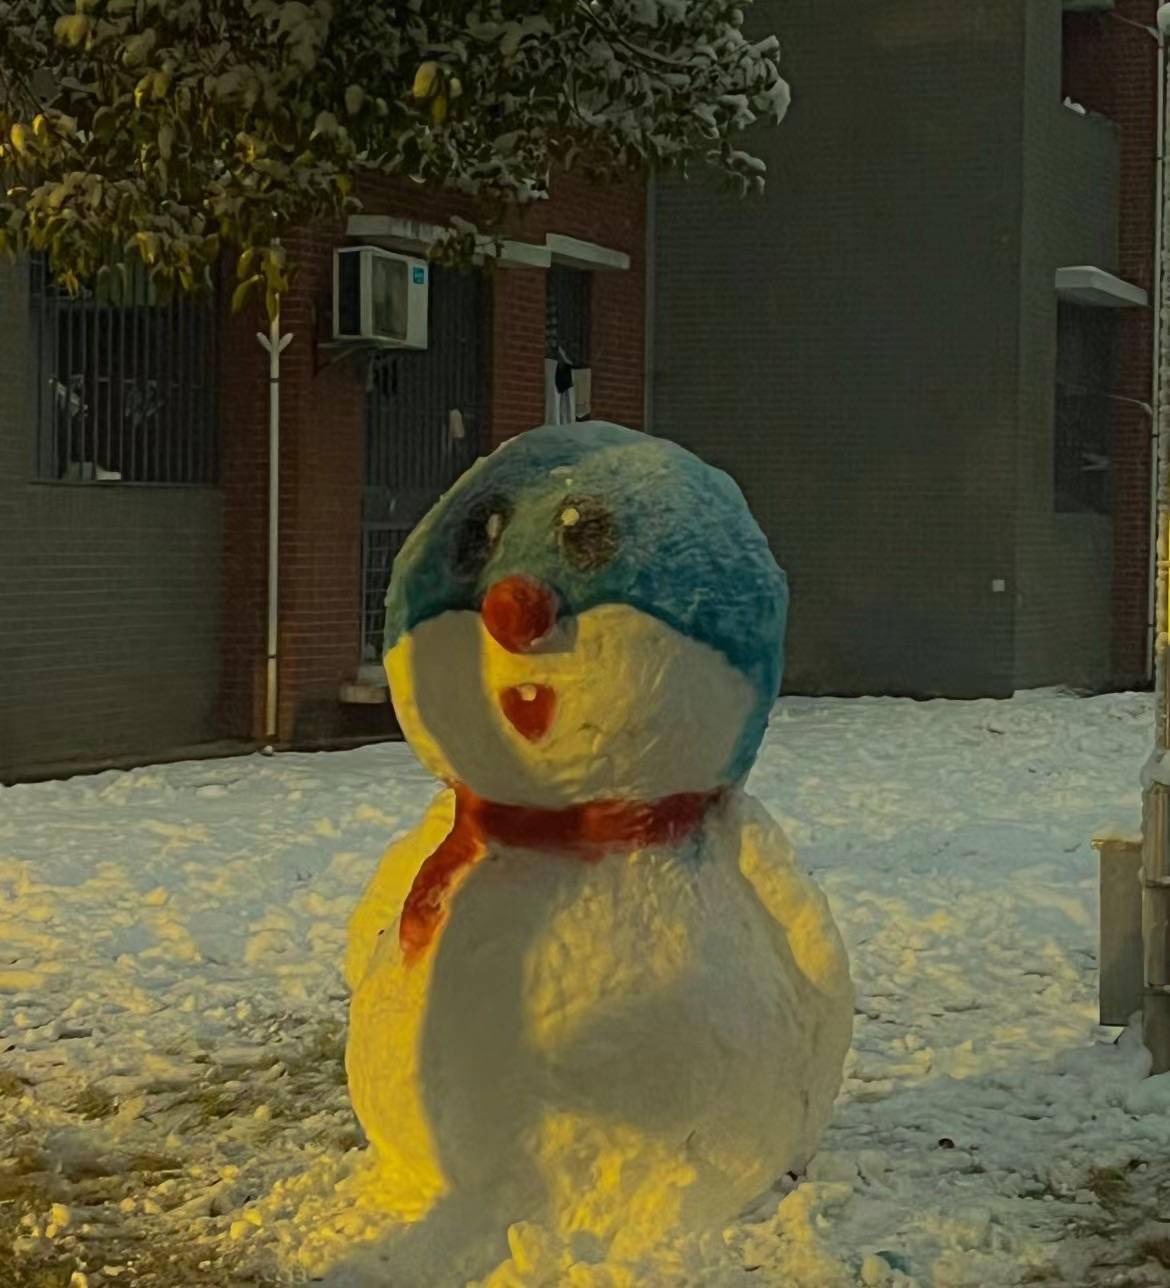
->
[385,422,788,783]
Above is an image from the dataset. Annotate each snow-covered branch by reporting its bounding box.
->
[0,0,790,311]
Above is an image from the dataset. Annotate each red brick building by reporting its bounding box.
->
[0,173,644,781]
[1062,0,1160,686]
[219,174,647,750]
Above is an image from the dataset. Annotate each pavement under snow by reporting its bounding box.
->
[3,690,1170,1286]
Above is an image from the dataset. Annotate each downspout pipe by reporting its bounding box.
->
[257,298,293,749]
[643,170,656,434]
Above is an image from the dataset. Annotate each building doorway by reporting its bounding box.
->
[361,265,488,666]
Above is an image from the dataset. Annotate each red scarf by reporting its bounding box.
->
[398,783,725,963]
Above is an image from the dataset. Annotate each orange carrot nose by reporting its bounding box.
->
[481,576,558,653]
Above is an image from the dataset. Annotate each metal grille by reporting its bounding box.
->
[30,255,218,484]
[1054,386,1113,515]
[1053,302,1117,516]
[361,526,411,666]
[545,264,592,366]
[361,264,487,662]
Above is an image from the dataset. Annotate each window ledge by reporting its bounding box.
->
[346,219,630,273]
[1055,266,1147,308]
[545,234,630,272]
[340,681,389,705]
[345,215,551,268]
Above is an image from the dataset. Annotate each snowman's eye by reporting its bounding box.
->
[558,496,618,571]
[454,496,510,578]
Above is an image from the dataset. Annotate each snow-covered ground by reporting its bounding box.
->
[3,690,1170,1287]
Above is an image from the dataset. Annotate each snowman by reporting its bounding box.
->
[344,421,852,1277]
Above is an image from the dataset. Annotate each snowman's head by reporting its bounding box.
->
[384,422,787,807]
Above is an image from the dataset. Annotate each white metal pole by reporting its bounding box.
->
[1143,420,1170,1070]
[643,171,656,434]
[1145,7,1170,1073]
[257,299,293,749]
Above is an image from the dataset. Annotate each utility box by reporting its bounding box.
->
[333,246,429,349]
[1094,832,1143,1027]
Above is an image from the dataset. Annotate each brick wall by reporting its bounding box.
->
[219,173,646,746]
[1063,2,1158,687]
[218,275,269,742]
[1012,1,1119,693]
[356,171,646,441]
[490,266,546,445]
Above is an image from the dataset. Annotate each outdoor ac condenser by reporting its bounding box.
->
[333,245,429,349]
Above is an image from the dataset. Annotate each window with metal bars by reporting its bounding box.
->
[545,265,592,367]
[361,264,487,663]
[29,255,219,484]
[1053,301,1117,516]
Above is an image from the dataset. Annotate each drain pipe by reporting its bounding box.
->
[257,297,293,749]
[643,170,656,433]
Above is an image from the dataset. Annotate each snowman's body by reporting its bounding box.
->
[343,422,852,1274]
[346,787,850,1251]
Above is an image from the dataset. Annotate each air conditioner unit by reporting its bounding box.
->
[333,245,429,349]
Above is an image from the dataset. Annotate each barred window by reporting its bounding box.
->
[361,264,487,663]
[545,265,592,367]
[30,255,219,484]
[1053,302,1117,516]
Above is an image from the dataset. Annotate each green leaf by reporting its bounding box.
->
[134,231,160,265]
[0,0,788,301]
[230,273,261,312]
[412,61,440,100]
[53,14,90,48]
[122,30,158,69]
[311,111,338,140]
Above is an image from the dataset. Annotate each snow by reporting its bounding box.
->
[3,689,1170,1285]
[1140,745,1170,791]
[345,781,852,1282]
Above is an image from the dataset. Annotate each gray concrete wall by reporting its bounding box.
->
[1012,0,1119,692]
[653,0,1026,696]
[0,259,224,778]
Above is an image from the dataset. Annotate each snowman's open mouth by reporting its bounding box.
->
[500,684,556,742]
